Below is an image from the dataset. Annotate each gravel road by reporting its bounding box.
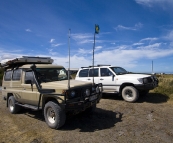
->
[0,92,173,143]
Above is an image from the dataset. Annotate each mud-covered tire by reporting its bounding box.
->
[44,101,66,129]
[8,96,21,114]
[122,86,139,102]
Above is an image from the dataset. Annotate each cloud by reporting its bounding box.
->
[51,43,63,47]
[1,43,173,71]
[135,0,173,9]
[71,33,93,44]
[52,55,91,68]
[115,22,143,31]
[72,33,93,40]
[164,29,173,41]
[48,38,64,47]
[77,48,92,55]
[95,46,102,50]
[25,29,32,32]
[50,39,55,43]
[133,42,144,46]
[94,47,173,68]
[139,37,158,44]
[137,43,161,49]
[140,37,158,42]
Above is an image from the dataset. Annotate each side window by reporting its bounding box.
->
[4,70,12,81]
[89,68,99,77]
[79,69,89,77]
[25,71,34,83]
[100,68,113,77]
[12,69,21,81]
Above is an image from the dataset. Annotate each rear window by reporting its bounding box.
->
[79,69,89,77]
[4,70,12,81]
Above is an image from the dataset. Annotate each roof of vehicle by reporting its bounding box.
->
[21,64,64,69]
[0,56,54,69]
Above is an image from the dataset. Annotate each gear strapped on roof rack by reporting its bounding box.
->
[0,56,54,69]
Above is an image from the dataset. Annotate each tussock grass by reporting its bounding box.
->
[151,74,173,103]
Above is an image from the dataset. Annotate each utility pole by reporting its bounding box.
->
[92,24,99,84]
[68,29,71,89]
[152,60,153,73]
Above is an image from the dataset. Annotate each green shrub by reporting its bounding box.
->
[152,75,173,101]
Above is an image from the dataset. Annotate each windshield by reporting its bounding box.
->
[110,67,128,75]
[35,68,68,82]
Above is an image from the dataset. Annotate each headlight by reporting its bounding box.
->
[85,89,90,96]
[70,91,76,97]
[92,87,95,91]
[137,78,143,84]
[96,86,100,93]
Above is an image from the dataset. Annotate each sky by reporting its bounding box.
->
[0,0,173,73]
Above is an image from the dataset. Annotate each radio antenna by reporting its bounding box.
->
[68,29,71,89]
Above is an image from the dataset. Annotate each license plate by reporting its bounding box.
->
[89,95,97,101]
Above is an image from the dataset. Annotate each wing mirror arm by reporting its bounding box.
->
[112,75,115,81]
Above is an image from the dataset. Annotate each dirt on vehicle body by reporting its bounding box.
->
[0,92,173,143]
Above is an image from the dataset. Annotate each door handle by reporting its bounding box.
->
[88,79,91,80]
[100,78,104,80]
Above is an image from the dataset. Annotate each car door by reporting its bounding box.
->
[75,69,89,82]
[99,68,117,92]
[88,68,99,84]
[11,68,23,102]
[21,70,39,106]
[75,68,99,84]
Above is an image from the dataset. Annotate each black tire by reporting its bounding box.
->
[139,90,149,96]
[122,86,139,102]
[8,96,21,114]
[44,101,66,129]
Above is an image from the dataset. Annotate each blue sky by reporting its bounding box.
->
[0,0,173,73]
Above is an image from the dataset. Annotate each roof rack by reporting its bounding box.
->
[81,66,98,69]
[97,64,111,66]
[81,65,111,68]
[0,56,53,68]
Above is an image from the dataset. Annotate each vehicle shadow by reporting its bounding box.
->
[18,107,123,132]
[19,108,45,121]
[62,108,123,132]
[137,93,169,103]
[102,93,169,104]
[102,93,123,101]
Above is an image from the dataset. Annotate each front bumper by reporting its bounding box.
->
[135,81,158,90]
[64,93,102,112]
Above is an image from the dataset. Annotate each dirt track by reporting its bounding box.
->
[0,92,173,143]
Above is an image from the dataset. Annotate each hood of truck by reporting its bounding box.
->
[117,73,152,79]
[41,79,92,90]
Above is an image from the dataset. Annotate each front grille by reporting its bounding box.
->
[66,85,94,100]
[143,77,153,84]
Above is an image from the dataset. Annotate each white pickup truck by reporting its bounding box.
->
[75,65,159,102]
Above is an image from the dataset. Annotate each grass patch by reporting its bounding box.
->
[151,74,173,103]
